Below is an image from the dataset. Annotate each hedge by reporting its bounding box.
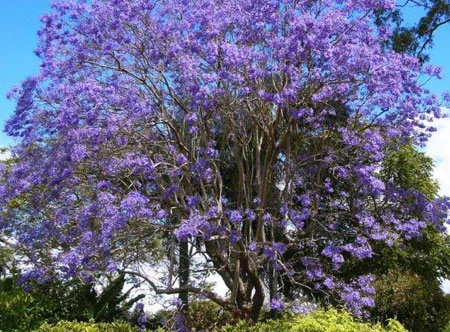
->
[217,310,408,332]
[31,321,146,332]
[31,309,408,332]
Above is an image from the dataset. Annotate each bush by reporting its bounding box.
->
[443,321,450,332]
[147,300,235,331]
[217,309,408,332]
[187,300,236,331]
[372,270,450,332]
[24,309,409,332]
[32,321,143,332]
[0,276,45,332]
[0,274,143,332]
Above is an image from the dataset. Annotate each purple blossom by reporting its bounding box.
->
[292,302,317,315]
[228,210,243,223]
[321,245,340,258]
[253,197,261,205]
[230,230,241,244]
[71,145,87,163]
[262,213,272,223]
[324,277,336,289]
[273,242,287,254]
[176,154,188,165]
[175,213,212,241]
[156,209,167,219]
[136,302,147,330]
[171,298,183,308]
[302,258,323,280]
[290,108,313,119]
[263,246,276,260]
[96,180,111,190]
[298,194,311,207]
[341,237,373,259]
[120,191,150,218]
[249,242,258,252]
[245,208,256,221]
[270,298,285,311]
[186,195,200,208]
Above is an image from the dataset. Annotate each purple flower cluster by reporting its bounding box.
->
[270,298,285,311]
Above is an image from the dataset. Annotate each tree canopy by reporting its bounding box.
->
[376,0,450,61]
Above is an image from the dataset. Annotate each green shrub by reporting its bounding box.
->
[0,273,144,331]
[187,300,236,331]
[372,270,450,332]
[0,276,46,332]
[443,321,450,332]
[217,309,408,332]
[32,321,142,332]
[23,309,410,332]
[148,300,235,331]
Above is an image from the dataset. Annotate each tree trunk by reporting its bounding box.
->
[179,240,190,311]
[269,262,279,318]
[249,271,265,321]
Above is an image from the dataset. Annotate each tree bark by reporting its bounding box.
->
[269,261,279,318]
[248,269,265,321]
[179,240,190,311]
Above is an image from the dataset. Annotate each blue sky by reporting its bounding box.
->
[402,3,450,96]
[0,0,50,146]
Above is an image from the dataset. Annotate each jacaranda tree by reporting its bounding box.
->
[1,0,449,321]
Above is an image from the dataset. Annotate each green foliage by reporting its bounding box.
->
[0,246,14,276]
[0,276,40,332]
[373,270,450,332]
[148,300,235,331]
[216,310,408,332]
[339,145,450,332]
[381,145,438,200]
[375,0,450,61]
[377,145,450,280]
[29,310,408,332]
[443,320,450,332]
[74,274,144,323]
[186,300,235,331]
[0,274,86,331]
[32,321,141,332]
[0,274,144,332]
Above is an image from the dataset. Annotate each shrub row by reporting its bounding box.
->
[217,310,407,332]
[31,309,408,332]
[31,321,145,332]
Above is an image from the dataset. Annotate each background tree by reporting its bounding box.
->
[340,145,450,331]
[373,270,450,332]
[372,146,450,331]
[375,0,450,61]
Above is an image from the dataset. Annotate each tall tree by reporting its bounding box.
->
[371,146,450,331]
[1,0,449,322]
[376,0,450,61]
